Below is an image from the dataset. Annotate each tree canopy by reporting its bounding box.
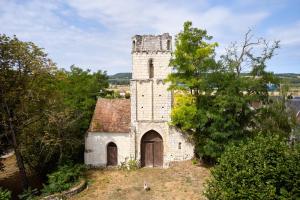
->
[0,34,109,189]
[205,134,300,199]
[168,22,293,163]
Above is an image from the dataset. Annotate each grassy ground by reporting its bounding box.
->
[72,161,210,200]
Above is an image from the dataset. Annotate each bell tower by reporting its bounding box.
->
[130,33,172,122]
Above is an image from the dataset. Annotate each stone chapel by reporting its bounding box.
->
[84,33,194,168]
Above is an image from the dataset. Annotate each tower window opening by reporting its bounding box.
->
[149,59,154,78]
[167,40,171,50]
[132,40,136,51]
[178,142,181,149]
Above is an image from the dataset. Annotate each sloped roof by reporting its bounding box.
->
[89,98,130,133]
[286,99,300,114]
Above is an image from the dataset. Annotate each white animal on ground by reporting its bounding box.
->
[144,181,150,191]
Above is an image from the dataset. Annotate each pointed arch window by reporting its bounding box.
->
[149,59,154,78]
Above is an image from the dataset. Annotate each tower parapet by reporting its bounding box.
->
[132,33,172,53]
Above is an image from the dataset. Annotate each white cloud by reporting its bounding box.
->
[268,21,300,46]
[0,0,271,74]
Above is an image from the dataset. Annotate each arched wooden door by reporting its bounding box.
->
[141,130,163,167]
[107,142,118,166]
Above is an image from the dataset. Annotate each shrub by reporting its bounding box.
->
[0,187,11,200]
[42,164,86,195]
[119,159,139,171]
[18,187,39,200]
[205,134,300,200]
[127,159,139,170]
[125,92,130,99]
[191,158,198,165]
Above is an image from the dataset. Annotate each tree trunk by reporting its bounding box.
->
[7,114,29,190]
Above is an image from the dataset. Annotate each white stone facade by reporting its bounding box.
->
[85,132,130,167]
[85,33,194,167]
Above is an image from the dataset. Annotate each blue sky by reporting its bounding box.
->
[0,0,299,74]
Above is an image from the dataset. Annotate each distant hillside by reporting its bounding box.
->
[108,72,300,85]
[109,73,132,79]
[276,73,300,78]
[109,73,132,85]
[276,73,300,86]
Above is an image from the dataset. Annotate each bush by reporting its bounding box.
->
[205,134,300,200]
[191,158,198,165]
[119,159,139,171]
[125,92,130,99]
[18,187,39,200]
[42,164,86,195]
[0,187,11,200]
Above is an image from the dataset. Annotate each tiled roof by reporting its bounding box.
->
[88,98,130,133]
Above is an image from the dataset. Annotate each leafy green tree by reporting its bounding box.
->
[0,34,57,189]
[21,66,109,174]
[168,22,283,163]
[56,65,108,134]
[205,134,300,200]
[0,34,109,188]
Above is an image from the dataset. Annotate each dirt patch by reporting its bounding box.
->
[0,155,43,200]
[72,161,210,200]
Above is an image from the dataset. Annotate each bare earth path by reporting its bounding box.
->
[72,161,210,200]
[0,155,43,200]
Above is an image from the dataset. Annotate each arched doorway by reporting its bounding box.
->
[141,130,163,167]
[107,142,118,166]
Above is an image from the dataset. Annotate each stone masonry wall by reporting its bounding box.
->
[132,33,172,52]
[85,132,130,167]
[132,52,171,79]
[153,81,171,121]
[168,127,194,161]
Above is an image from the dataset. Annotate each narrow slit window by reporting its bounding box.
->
[178,142,181,149]
[132,40,136,51]
[149,59,154,78]
[167,40,171,50]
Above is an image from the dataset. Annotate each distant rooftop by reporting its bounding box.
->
[131,33,172,53]
[286,98,300,117]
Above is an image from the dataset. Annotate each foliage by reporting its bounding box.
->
[18,187,39,200]
[104,90,122,99]
[127,159,139,170]
[254,97,296,137]
[191,158,198,165]
[22,66,108,174]
[125,92,130,99]
[41,164,85,195]
[55,65,109,134]
[0,34,57,188]
[168,22,285,163]
[0,187,11,200]
[119,159,139,171]
[171,93,196,132]
[0,34,109,188]
[205,134,300,200]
